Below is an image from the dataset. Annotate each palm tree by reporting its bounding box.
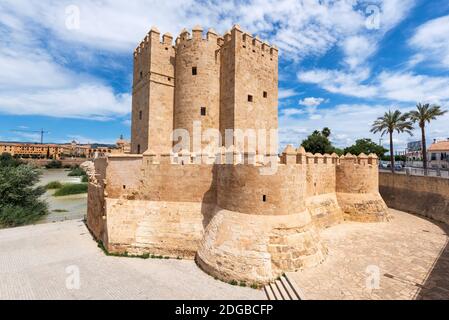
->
[408,103,447,173]
[371,110,414,173]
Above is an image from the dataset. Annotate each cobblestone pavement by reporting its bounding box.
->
[0,220,264,300]
[289,209,449,300]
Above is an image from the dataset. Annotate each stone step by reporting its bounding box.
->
[264,285,276,301]
[285,273,307,300]
[280,276,299,300]
[263,275,306,300]
[275,279,290,300]
[269,282,282,300]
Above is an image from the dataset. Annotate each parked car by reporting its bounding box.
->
[379,162,389,169]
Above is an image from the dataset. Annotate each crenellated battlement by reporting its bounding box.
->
[134,25,278,61]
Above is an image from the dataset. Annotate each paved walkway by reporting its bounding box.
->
[1,209,448,300]
[0,221,264,300]
[289,209,449,300]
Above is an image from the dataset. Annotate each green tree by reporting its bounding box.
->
[344,138,388,158]
[408,103,447,172]
[371,110,413,173]
[0,154,48,227]
[301,128,338,155]
[322,127,331,138]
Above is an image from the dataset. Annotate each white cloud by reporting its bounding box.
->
[378,71,449,103]
[342,35,377,69]
[279,100,449,151]
[298,68,378,98]
[299,97,327,107]
[0,85,131,120]
[410,15,449,69]
[298,68,449,104]
[0,3,131,120]
[278,88,298,99]
[0,0,415,63]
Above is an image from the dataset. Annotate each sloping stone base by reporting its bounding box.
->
[337,193,390,222]
[196,208,327,285]
[306,193,344,229]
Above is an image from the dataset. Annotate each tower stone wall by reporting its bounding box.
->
[174,27,221,151]
[130,25,278,154]
[131,28,175,154]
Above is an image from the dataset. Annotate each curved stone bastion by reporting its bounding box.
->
[86,147,389,285]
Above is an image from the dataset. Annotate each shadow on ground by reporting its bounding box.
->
[415,218,449,300]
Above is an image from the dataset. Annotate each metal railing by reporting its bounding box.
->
[380,167,449,179]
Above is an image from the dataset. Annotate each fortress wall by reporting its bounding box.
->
[336,155,389,222]
[105,199,214,258]
[103,158,216,257]
[139,161,216,203]
[104,155,143,198]
[174,28,221,151]
[87,157,108,242]
[379,172,449,226]
[304,156,343,228]
[305,159,336,197]
[217,164,307,215]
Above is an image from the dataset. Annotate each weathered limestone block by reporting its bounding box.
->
[306,193,344,228]
[105,199,214,258]
[336,193,390,222]
[196,208,327,285]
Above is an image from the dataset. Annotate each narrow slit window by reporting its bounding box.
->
[123,185,126,190]
[139,110,143,120]
[201,107,207,116]
[140,71,143,79]
[248,95,253,102]
[192,67,197,75]
[137,144,141,154]
[263,195,267,202]
[263,91,268,98]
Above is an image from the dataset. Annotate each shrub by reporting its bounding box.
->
[81,175,89,183]
[54,183,88,197]
[45,160,62,169]
[45,181,63,190]
[68,167,85,177]
[0,203,48,227]
[0,158,48,227]
[52,209,69,213]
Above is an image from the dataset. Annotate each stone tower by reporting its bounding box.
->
[130,25,279,155]
[131,27,175,155]
[174,26,221,152]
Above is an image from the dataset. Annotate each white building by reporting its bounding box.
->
[428,140,449,169]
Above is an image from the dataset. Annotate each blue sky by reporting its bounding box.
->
[0,0,448,151]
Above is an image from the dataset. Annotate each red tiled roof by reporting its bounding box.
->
[429,141,449,152]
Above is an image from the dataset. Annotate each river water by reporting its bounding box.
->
[37,169,87,224]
